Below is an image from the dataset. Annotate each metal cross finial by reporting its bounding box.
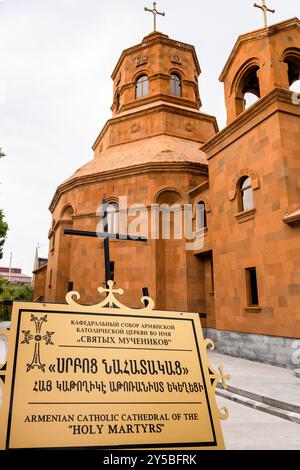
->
[254,0,275,29]
[144,2,165,32]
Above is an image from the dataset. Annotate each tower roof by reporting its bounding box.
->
[219,17,300,81]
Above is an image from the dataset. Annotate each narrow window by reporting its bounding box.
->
[136,75,148,99]
[67,281,74,293]
[196,201,207,231]
[48,269,52,289]
[106,203,119,234]
[51,221,56,252]
[210,258,215,293]
[246,267,259,306]
[239,177,254,212]
[116,90,120,112]
[51,231,56,252]
[170,74,182,96]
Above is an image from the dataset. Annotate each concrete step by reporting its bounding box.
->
[217,382,300,414]
[216,388,300,424]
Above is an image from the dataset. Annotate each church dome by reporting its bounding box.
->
[65,134,207,183]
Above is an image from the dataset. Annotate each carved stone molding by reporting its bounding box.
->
[130,122,141,134]
[172,55,182,65]
[229,169,260,201]
[136,56,148,67]
[193,194,211,219]
[185,121,194,132]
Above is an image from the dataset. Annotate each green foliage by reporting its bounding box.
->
[0,147,8,259]
[0,277,33,321]
[0,210,8,260]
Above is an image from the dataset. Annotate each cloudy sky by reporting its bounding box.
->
[0,0,299,276]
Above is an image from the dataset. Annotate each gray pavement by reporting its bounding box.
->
[218,397,300,450]
[208,350,300,410]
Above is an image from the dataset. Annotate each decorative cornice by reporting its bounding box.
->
[201,88,299,158]
[112,34,201,80]
[219,17,300,82]
[49,162,208,213]
[121,94,199,114]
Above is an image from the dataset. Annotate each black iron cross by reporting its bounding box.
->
[144,2,165,32]
[64,199,148,294]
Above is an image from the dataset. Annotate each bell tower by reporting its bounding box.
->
[220,17,300,124]
[201,16,300,348]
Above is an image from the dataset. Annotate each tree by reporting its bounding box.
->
[0,147,8,259]
[0,277,33,321]
[0,210,8,260]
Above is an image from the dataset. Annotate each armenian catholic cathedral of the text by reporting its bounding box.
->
[33,6,300,369]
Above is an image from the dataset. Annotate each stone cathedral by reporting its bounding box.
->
[33,11,300,369]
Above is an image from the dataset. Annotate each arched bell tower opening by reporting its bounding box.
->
[220,18,300,124]
[284,48,300,92]
[234,62,261,117]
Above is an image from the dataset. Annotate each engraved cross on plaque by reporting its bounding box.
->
[144,2,165,32]
[21,315,54,372]
[254,0,275,29]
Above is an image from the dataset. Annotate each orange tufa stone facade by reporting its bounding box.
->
[34,19,300,368]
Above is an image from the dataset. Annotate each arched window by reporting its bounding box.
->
[50,220,56,252]
[170,74,182,96]
[136,75,148,99]
[61,205,74,220]
[238,177,254,212]
[284,51,300,93]
[196,201,207,231]
[106,203,119,234]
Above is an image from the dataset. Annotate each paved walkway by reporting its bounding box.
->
[211,352,300,448]
[218,397,300,450]
[208,351,300,409]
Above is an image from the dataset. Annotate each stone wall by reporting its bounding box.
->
[204,327,300,369]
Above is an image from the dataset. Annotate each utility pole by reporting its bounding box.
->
[8,251,12,282]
